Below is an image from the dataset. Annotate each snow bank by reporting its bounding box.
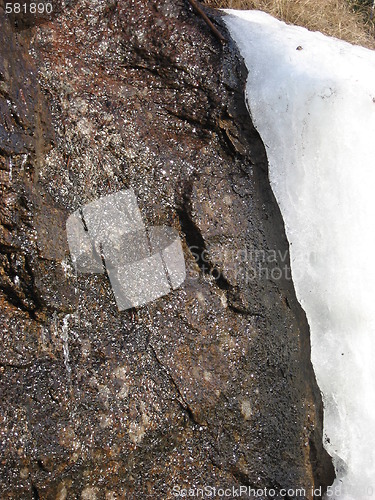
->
[224,10,375,499]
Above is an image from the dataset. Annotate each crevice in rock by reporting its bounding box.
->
[0,282,35,315]
[147,339,231,475]
[148,341,203,428]
[0,362,34,369]
[177,182,231,293]
[0,246,47,320]
[165,107,210,128]
[24,256,46,318]
[227,299,265,318]
[0,358,52,370]
[31,483,40,500]
[230,467,252,486]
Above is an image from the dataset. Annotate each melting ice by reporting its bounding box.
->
[224,10,375,499]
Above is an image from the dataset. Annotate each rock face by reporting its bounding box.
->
[0,1,334,498]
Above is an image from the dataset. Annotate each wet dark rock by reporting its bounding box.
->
[0,0,334,498]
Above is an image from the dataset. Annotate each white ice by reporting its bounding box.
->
[224,10,375,499]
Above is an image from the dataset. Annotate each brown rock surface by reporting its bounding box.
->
[0,0,334,498]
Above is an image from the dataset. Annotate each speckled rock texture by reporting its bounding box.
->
[0,0,334,498]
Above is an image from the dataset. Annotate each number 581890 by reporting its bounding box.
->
[5,3,53,14]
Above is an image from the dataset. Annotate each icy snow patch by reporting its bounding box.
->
[224,9,375,499]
